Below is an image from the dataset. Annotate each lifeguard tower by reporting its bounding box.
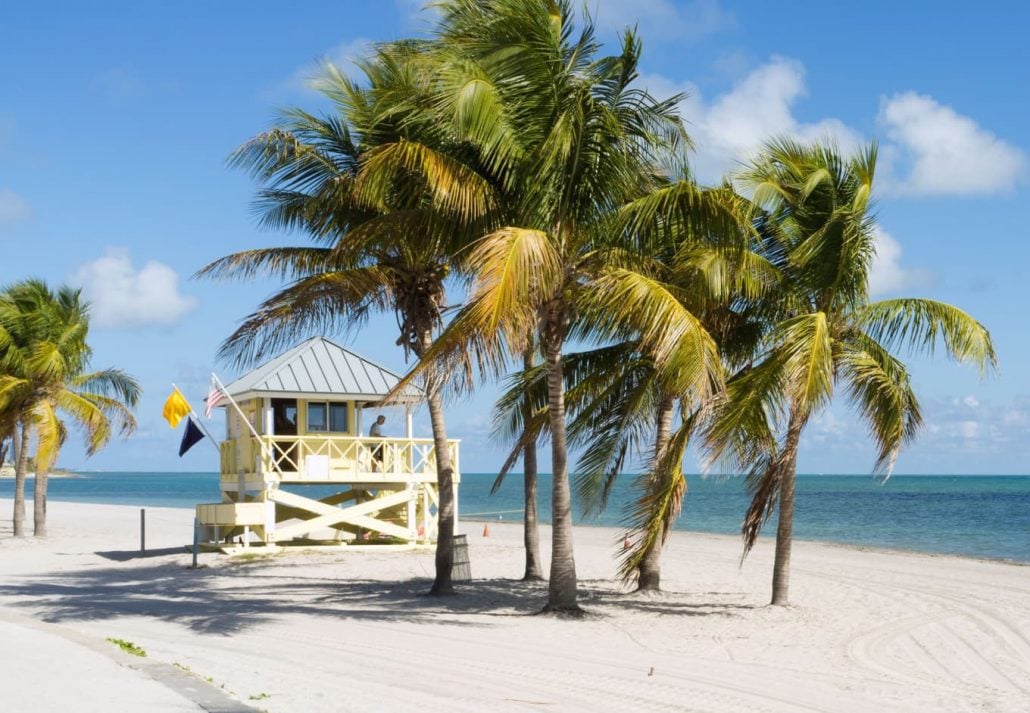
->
[194,337,460,551]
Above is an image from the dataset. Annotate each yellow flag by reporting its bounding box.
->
[162,387,191,429]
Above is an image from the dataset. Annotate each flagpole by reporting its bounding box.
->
[211,373,284,479]
[171,383,220,454]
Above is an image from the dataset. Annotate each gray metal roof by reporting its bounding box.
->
[222,337,423,403]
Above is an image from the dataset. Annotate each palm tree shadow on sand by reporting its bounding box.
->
[0,554,756,635]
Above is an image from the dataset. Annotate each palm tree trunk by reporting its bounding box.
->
[541,307,579,613]
[33,455,48,537]
[12,421,28,537]
[636,394,676,593]
[418,330,457,596]
[521,346,544,581]
[770,406,807,606]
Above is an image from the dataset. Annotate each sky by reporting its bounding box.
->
[1,0,1027,474]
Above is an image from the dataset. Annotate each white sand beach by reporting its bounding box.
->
[1,499,1027,712]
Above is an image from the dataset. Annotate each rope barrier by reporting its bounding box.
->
[462,508,525,517]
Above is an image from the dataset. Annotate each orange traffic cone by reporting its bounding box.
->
[483,523,490,537]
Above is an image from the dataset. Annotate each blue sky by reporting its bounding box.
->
[1,1,1027,474]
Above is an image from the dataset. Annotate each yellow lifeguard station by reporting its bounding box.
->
[195,337,460,550]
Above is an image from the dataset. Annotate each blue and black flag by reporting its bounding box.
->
[178,416,206,457]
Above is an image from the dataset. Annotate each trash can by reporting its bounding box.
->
[451,533,471,582]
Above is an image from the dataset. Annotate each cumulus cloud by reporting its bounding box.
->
[868,226,933,296]
[795,394,1030,472]
[592,0,735,41]
[645,59,1023,200]
[878,92,1025,196]
[648,57,864,183]
[0,187,29,226]
[914,395,1030,456]
[70,251,198,329]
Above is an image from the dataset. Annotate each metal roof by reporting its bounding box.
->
[222,337,423,403]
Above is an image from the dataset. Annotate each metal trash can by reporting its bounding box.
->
[451,533,471,582]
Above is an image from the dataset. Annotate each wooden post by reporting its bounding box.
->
[407,482,417,544]
[191,517,199,568]
[140,508,146,553]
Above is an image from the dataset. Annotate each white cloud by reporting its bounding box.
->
[957,420,980,439]
[71,251,198,329]
[878,92,1025,196]
[650,57,864,183]
[395,0,440,24]
[272,38,372,98]
[916,395,1023,455]
[646,60,1024,200]
[868,226,932,296]
[0,188,29,226]
[592,0,734,41]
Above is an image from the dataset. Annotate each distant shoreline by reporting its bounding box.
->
[0,466,79,479]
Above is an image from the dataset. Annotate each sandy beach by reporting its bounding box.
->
[1,499,1027,712]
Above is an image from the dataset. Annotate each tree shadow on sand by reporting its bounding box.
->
[0,553,756,637]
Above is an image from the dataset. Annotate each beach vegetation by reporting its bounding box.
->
[704,139,996,605]
[107,637,147,657]
[390,0,729,612]
[0,280,140,537]
[491,178,765,593]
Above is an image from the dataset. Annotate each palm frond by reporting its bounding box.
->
[839,335,921,478]
[856,299,997,375]
[217,267,394,368]
[618,418,692,580]
[774,312,835,411]
[356,139,496,221]
[194,247,337,282]
[577,268,723,402]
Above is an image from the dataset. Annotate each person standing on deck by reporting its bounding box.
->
[369,415,386,471]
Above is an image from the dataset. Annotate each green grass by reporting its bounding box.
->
[249,693,271,700]
[107,638,146,657]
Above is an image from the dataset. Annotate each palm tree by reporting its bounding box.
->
[705,139,997,605]
[608,175,772,592]
[0,280,140,536]
[488,171,768,594]
[503,343,546,581]
[198,46,496,594]
[397,0,726,612]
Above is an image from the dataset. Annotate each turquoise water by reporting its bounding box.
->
[3,472,1027,563]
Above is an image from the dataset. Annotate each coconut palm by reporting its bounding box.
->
[512,343,545,581]
[0,280,139,536]
[198,46,497,594]
[488,165,770,594]
[392,0,731,612]
[495,272,769,593]
[705,139,997,605]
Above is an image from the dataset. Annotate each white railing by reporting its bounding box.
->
[221,435,459,483]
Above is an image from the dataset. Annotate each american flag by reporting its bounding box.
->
[205,376,226,418]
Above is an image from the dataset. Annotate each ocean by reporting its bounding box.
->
[2,472,1027,563]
